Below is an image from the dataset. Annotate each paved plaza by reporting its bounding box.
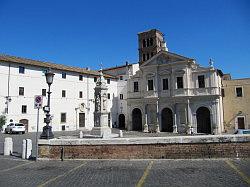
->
[0,131,249,186]
[0,156,249,187]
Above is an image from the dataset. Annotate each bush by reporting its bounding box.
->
[0,115,6,130]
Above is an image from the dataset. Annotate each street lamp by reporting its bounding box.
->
[40,70,55,139]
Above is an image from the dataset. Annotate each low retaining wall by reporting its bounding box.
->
[38,135,250,159]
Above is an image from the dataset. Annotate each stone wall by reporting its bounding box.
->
[38,135,250,160]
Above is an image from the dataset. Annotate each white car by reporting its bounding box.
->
[5,123,26,134]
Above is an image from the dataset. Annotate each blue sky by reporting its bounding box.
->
[0,0,249,78]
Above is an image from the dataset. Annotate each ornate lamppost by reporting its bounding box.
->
[40,70,55,139]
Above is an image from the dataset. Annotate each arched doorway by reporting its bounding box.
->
[119,114,125,129]
[132,108,142,131]
[19,119,28,132]
[161,108,173,132]
[196,107,211,134]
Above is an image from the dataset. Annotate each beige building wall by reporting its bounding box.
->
[222,78,250,133]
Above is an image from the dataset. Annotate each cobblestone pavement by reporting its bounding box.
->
[0,156,249,187]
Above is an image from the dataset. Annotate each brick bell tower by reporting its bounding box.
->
[138,29,168,65]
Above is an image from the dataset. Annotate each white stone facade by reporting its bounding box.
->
[127,51,224,134]
[0,58,130,132]
[0,29,224,134]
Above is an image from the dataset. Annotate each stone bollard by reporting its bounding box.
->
[22,139,32,159]
[79,131,83,138]
[22,139,26,159]
[4,137,13,156]
[119,130,123,138]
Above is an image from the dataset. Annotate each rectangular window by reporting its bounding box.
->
[21,105,27,114]
[61,113,66,123]
[143,54,146,61]
[120,76,123,80]
[108,93,110,99]
[108,113,111,127]
[120,94,123,100]
[107,79,110,84]
[221,89,225,97]
[94,77,97,82]
[79,75,83,81]
[19,66,25,74]
[42,89,46,96]
[177,77,183,89]
[148,79,154,91]
[19,87,24,96]
[62,125,65,131]
[147,53,150,60]
[143,39,146,48]
[162,78,168,90]
[198,75,205,88]
[62,72,66,79]
[134,81,139,92]
[62,90,66,97]
[236,87,243,97]
[79,91,83,98]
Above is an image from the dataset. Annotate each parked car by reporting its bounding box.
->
[5,123,26,134]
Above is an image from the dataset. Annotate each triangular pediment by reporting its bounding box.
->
[140,51,192,67]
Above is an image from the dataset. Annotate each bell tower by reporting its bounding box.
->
[138,29,168,65]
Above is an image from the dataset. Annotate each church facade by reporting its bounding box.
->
[0,29,225,134]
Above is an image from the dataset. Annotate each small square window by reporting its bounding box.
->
[107,93,110,99]
[61,113,66,123]
[236,87,243,97]
[120,94,123,100]
[19,87,24,96]
[62,90,66,97]
[120,76,123,80]
[107,79,110,84]
[79,91,83,98]
[79,75,83,81]
[19,66,25,74]
[42,89,46,96]
[62,72,66,79]
[21,105,27,114]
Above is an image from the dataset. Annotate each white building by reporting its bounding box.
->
[0,29,224,134]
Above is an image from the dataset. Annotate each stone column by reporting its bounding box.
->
[143,104,149,132]
[186,99,192,134]
[173,113,178,133]
[193,113,197,134]
[155,99,160,132]
[214,99,220,134]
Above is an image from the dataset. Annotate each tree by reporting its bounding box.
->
[0,115,6,131]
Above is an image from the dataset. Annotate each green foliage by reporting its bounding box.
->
[0,115,6,129]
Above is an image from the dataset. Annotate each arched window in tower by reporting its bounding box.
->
[150,38,153,46]
[143,39,146,47]
[147,38,150,47]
